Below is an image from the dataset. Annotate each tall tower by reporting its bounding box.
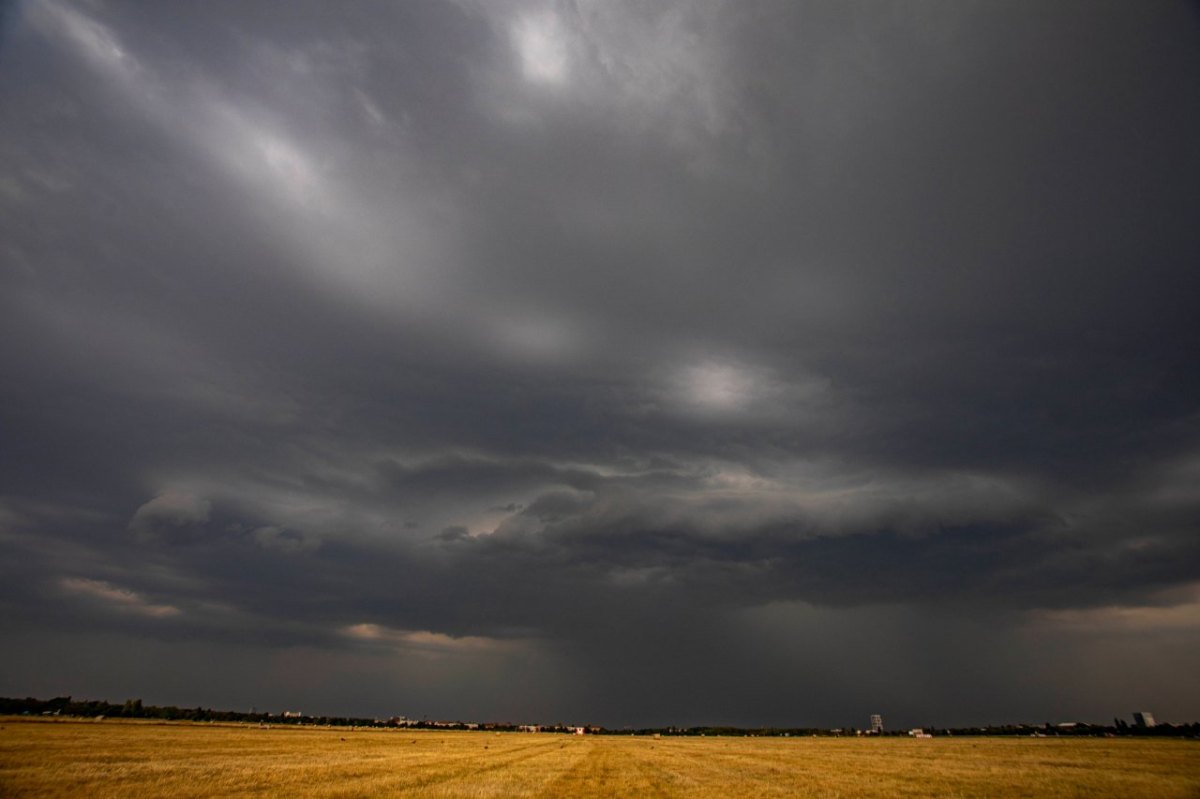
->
[870,714,883,734]
[1132,712,1156,728]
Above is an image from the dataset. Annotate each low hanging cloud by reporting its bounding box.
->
[342,622,520,656]
[59,577,181,619]
[128,492,212,543]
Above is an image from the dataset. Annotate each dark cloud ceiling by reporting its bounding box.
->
[1,0,1198,727]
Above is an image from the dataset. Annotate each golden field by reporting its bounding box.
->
[1,717,1198,798]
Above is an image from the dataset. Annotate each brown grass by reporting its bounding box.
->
[1,717,1197,798]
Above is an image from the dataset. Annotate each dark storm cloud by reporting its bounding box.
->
[1,0,1198,725]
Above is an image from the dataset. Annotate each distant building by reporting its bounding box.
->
[282,711,303,718]
[870,714,884,734]
[1132,712,1156,728]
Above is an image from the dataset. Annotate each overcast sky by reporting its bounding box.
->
[1,0,1198,729]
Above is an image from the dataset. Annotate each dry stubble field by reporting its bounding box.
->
[1,718,1198,798]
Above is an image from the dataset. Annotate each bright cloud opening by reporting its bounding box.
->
[682,361,755,412]
[513,13,569,85]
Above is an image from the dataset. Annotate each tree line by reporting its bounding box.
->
[0,696,376,727]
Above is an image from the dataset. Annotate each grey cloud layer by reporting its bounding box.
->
[1,0,1198,725]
